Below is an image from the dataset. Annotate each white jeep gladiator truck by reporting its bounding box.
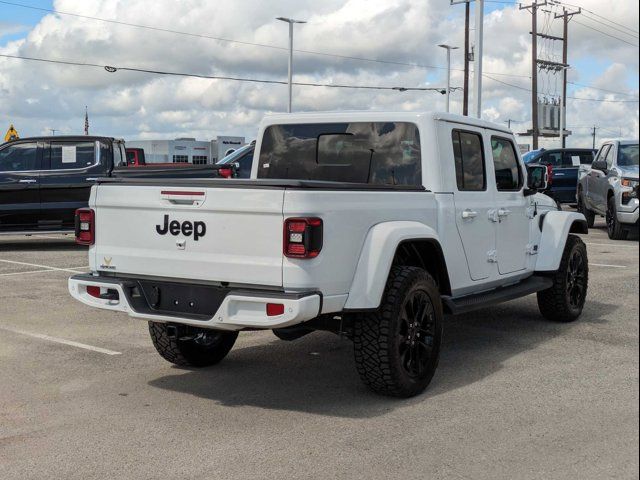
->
[69,112,589,397]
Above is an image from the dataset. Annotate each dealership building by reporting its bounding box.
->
[126,136,246,164]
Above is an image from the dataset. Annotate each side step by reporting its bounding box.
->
[442,275,553,315]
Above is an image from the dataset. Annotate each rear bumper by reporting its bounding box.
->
[68,274,322,331]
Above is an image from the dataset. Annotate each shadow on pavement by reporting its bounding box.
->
[0,239,83,252]
[148,299,617,418]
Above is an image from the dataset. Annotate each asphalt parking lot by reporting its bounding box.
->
[0,221,638,480]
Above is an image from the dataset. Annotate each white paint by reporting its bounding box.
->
[589,263,628,268]
[0,258,86,274]
[0,327,122,355]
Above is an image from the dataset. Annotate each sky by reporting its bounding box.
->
[0,0,638,149]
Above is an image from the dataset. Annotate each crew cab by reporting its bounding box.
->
[68,112,589,397]
[0,136,230,234]
[577,139,639,239]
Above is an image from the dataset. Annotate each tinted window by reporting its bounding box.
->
[452,130,485,191]
[540,152,563,167]
[604,145,616,169]
[618,144,639,167]
[491,137,522,191]
[0,142,38,171]
[258,122,421,186]
[50,142,95,170]
[235,150,254,178]
[114,143,126,167]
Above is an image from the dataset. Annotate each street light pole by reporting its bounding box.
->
[473,0,484,118]
[558,65,570,149]
[276,17,307,113]
[438,44,459,113]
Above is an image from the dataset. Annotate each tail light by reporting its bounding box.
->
[219,167,233,178]
[546,164,553,186]
[75,208,95,245]
[283,217,323,258]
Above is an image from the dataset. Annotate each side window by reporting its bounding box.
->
[0,142,38,171]
[452,130,485,191]
[50,142,96,170]
[604,145,616,169]
[541,152,562,167]
[491,137,522,191]
[113,143,126,167]
[236,151,253,178]
[594,145,610,164]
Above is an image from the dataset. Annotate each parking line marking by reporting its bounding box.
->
[0,268,56,276]
[0,258,86,274]
[0,327,122,356]
[585,242,639,249]
[589,263,628,268]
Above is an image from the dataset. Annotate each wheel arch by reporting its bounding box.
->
[343,221,447,310]
[535,211,588,272]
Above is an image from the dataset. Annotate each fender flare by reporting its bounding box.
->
[343,221,442,310]
[535,211,588,272]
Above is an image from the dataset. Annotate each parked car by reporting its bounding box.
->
[68,112,589,398]
[215,142,255,178]
[577,139,639,239]
[0,136,232,235]
[523,148,596,205]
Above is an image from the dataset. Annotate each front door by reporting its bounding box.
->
[587,144,611,213]
[38,140,103,230]
[490,136,529,275]
[450,127,496,281]
[0,141,41,232]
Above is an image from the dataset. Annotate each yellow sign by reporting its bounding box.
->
[4,124,19,142]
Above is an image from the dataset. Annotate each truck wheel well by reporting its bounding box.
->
[607,189,614,200]
[392,240,452,296]
[569,219,588,234]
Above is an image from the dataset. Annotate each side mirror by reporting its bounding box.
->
[524,164,548,196]
[592,160,607,172]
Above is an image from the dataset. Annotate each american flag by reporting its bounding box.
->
[84,106,89,135]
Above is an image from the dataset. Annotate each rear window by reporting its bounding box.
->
[257,122,422,186]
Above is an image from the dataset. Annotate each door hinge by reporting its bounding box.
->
[487,250,498,263]
[526,243,539,255]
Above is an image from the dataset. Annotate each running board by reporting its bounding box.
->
[442,275,553,315]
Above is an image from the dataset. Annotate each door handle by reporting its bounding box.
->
[498,208,511,217]
[461,209,478,219]
[86,177,98,181]
[18,179,37,184]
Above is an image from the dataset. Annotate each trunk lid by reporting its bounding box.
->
[92,184,285,286]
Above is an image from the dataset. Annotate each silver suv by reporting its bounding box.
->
[577,139,639,239]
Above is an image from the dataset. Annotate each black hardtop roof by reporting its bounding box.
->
[2,135,118,145]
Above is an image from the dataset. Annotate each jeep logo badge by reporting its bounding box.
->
[156,215,206,241]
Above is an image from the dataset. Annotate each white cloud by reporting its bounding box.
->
[0,0,637,148]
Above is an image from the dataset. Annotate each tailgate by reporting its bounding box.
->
[91,184,285,286]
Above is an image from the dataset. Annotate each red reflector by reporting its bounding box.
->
[287,243,306,256]
[87,286,101,298]
[266,303,285,316]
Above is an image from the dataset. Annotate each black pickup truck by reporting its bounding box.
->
[0,136,229,234]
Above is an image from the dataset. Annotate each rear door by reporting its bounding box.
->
[38,140,105,230]
[450,127,496,281]
[92,184,285,286]
[490,135,529,275]
[0,140,42,232]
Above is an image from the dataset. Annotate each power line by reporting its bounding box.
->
[484,74,640,103]
[0,53,460,92]
[572,19,640,47]
[568,81,639,98]
[0,0,531,79]
[550,0,639,36]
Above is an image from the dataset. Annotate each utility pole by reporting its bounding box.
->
[276,17,307,113]
[592,126,598,149]
[520,1,546,150]
[463,1,470,116]
[472,0,484,118]
[555,7,581,148]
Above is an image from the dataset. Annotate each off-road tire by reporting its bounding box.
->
[576,188,595,228]
[353,266,443,397]
[537,234,588,322]
[606,196,627,240]
[148,322,238,367]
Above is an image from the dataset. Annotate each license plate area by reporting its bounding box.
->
[125,280,229,320]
